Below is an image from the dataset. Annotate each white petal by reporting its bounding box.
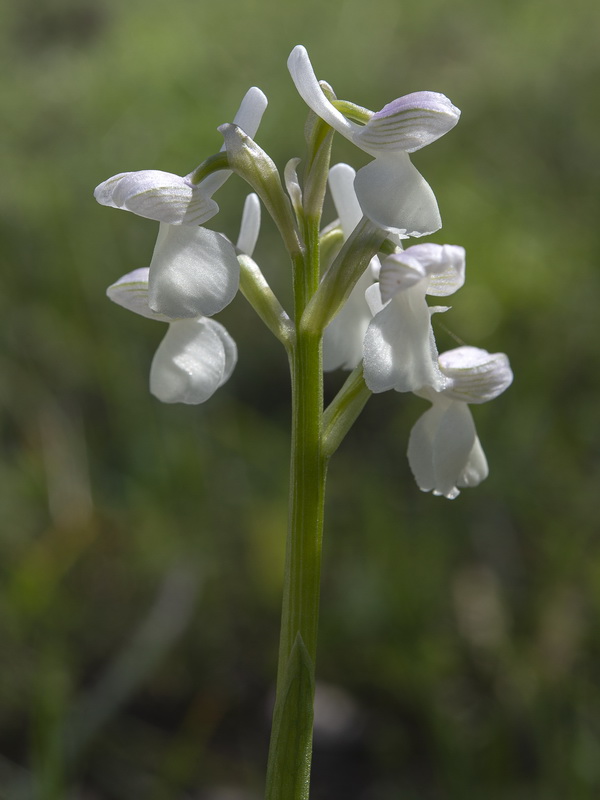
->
[328,163,363,238]
[378,252,427,303]
[107,267,171,321]
[407,400,445,493]
[200,86,268,196]
[209,319,238,387]
[236,193,261,256]
[150,317,236,404]
[232,86,268,137]
[430,402,477,498]
[148,224,240,318]
[403,243,465,296]
[284,158,303,218]
[354,152,441,237]
[363,285,446,393]
[439,346,513,403]
[408,399,478,499]
[457,436,489,488]
[287,46,357,140]
[323,267,374,371]
[94,172,130,207]
[364,281,385,316]
[355,91,460,154]
[94,170,219,225]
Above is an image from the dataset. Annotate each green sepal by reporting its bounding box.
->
[331,98,373,125]
[219,123,302,258]
[238,254,294,351]
[319,224,344,273]
[302,82,335,223]
[301,217,387,335]
[265,633,315,800]
[322,364,372,459]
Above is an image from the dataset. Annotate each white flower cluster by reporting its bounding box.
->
[95,45,512,498]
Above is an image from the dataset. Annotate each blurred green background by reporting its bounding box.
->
[1,0,599,797]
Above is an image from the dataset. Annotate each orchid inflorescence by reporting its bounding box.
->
[96,45,512,500]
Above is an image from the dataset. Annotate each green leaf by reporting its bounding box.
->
[265,633,315,800]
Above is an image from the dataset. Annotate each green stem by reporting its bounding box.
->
[238,254,294,351]
[265,211,326,800]
[322,364,372,459]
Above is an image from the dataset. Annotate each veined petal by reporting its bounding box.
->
[328,163,363,238]
[287,46,357,140]
[378,252,427,303]
[107,267,171,322]
[403,243,465,296]
[236,193,261,256]
[94,170,218,225]
[354,152,441,237]
[323,267,374,371]
[363,285,446,393]
[199,86,268,196]
[148,224,240,318]
[355,91,460,154]
[150,317,236,405]
[440,346,513,404]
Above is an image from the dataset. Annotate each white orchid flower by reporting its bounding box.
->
[408,347,513,498]
[105,194,261,404]
[287,46,460,237]
[94,87,267,225]
[107,267,237,404]
[363,243,465,394]
[322,163,382,371]
[95,88,268,320]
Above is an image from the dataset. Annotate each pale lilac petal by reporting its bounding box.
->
[236,193,261,256]
[354,152,441,237]
[355,91,460,154]
[287,46,356,140]
[378,252,427,303]
[403,243,465,296]
[107,267,171,322]
[323,267,374,371]
[148,224,239,319]
[94,170,218,225]
[439,346,513,403]
[363,285,446,393]
[328,163,363,238]
[199,86,268,196]
[150,317,236,404]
